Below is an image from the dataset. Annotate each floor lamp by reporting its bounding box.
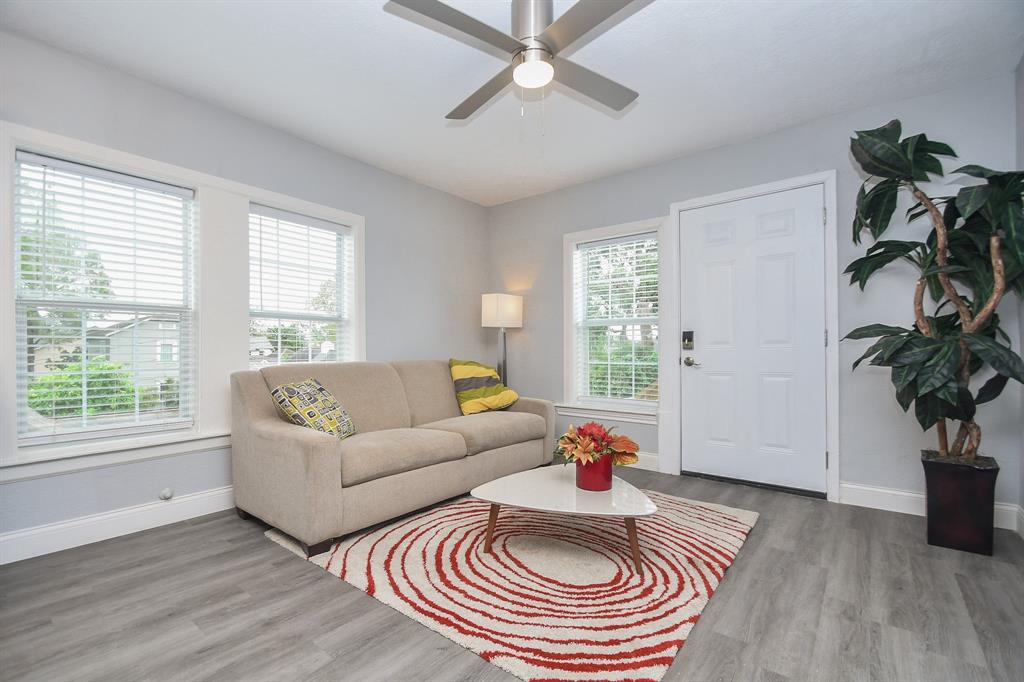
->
[481,293,523,385]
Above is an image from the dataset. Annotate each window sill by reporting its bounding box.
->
[1,430,232,483]
[554,402,658,425]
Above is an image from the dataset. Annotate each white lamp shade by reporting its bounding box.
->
[481,293,523,328]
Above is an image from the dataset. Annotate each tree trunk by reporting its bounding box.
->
[912,191,1007,461]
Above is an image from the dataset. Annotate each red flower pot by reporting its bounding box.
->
[576,456,612,491]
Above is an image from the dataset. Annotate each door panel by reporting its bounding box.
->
[679,184,826,492]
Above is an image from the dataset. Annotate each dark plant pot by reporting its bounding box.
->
[921,450,999,555]
[576,456,612,491]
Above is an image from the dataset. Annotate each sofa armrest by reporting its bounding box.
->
[510,397,555,463]
[237,418,345,545]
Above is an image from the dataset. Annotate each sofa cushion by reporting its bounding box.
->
[260,362,411,433]
[338,428,467,487]
[449,358,519,415]
[418,412,546,456]
[390,360,462,425]
[270,378,355,440]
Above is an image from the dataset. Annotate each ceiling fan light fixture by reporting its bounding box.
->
[513,48,554,89]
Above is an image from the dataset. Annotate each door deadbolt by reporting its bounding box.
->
[683,356,701,367]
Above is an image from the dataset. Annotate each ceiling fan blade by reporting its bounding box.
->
[385,0,525,58]
[538,0,645,54]
[552,57,637,111]
[446,65,515,120]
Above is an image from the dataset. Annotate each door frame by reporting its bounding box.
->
[656,171,841,501]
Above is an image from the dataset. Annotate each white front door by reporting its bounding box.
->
[679,184,827,493]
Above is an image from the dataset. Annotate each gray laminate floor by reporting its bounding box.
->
[2,468,1023,682]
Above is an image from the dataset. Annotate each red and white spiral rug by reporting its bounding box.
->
[267,491,757,682]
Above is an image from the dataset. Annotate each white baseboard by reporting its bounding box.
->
[0,485,234,565]
[839,481,1022,536]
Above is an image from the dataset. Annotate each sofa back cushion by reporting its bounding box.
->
[390,360,462,425]
[260,362,411,432]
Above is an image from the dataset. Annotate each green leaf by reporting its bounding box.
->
[896,379,917,411]
[852,337,889,371]
[890,363,917,391]
[853,179,901,241]
[916,341,960,395]
[953,164,999,178]
[854,137,913,179]
[903,133,921,161]
[956,185,993,219]
[942,385,976,421]
[919,140,956,157]
[855,334,912,370]
[942,200,961,231]
[902,134,944,181]
[843,324,910,340]
[906,204,929,223]
[914,154,943,180]
[844,240,920,289]
[1003,202,1024,265]
[851,120,912,179]
[865,119,901,142]
[963,334,1024,383]
[914,392,943,430]
[975,373,1009,405]
[889,337,947,367]
[920,264,970,277]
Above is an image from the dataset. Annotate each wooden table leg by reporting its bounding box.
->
[484,503,500,553]
[625,518,643,576]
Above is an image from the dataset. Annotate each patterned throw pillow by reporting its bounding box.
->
[449,359,519,415]
[270,378,355,440]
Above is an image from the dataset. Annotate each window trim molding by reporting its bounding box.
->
[554,402,658,426]
[0,121,366,470]
[562,217,665,410]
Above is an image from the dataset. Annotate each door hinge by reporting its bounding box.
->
[825,450,829,469]
[824,328,828,346]
[823,206,827,226]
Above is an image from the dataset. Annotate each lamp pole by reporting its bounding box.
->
[499,326,508,385]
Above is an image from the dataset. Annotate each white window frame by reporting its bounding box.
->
[561,218,664,418]
[157,341,178,363]
[12,151,197,448]
[247,204,357,369]
[0,121,365,471]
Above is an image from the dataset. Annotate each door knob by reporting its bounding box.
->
[683,356,701,367]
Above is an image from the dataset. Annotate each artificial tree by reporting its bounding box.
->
[844,120,1023,461]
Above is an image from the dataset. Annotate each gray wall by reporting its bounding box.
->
[488,75,1024,506]
[0,32,491,532]
[0,448,231,531]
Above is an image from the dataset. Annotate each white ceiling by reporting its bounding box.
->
[2,1,1022,206]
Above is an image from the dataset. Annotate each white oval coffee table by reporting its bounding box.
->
[470,465,658,575]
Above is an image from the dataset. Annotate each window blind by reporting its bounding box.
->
[573,232,659,403]
[248,204,355,368]
[14,151,195,443]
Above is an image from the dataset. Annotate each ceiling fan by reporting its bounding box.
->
[384,0,645,119]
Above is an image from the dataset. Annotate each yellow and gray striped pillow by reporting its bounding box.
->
[449,359,519,415]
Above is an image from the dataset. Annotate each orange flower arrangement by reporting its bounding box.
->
[556,421,639,466]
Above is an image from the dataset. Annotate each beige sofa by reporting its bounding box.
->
[230,360,555,555]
